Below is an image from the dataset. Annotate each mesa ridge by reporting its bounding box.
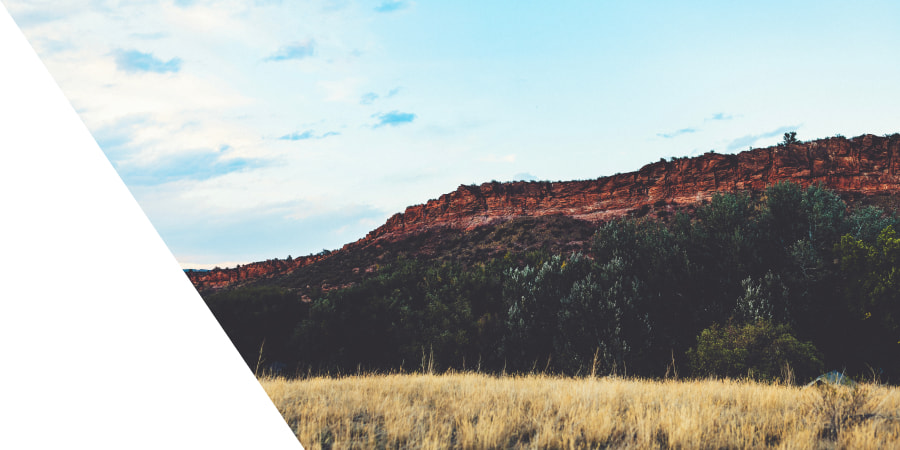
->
[187,133,900,291]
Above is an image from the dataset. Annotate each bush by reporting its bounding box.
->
[687,320,823,382]
[782,131,799,146]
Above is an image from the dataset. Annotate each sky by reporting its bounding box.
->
[4,0,900,269]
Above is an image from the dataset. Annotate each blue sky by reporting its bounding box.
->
[5,0,900,268]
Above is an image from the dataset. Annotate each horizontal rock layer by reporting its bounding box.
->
[188,133,900,291]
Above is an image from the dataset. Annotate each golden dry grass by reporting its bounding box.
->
[260,372,900,449]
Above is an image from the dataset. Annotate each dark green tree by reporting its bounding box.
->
[782,131,799,146]
[204,286,308,371]
[848,206,899,244]
[687,320,823,382]
[834,226,900,376]
[503,252,593,371]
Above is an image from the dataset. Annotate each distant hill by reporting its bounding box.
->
[187,133,900,296]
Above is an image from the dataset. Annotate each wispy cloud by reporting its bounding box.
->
[372,111,416,128]
[93,115,153,160]
[374,1,409,13]
[727,125,798,151]
[116,149,264,186]
[112,49,182,74]
[280,130,314,140]
[265,40,315,62]
[657,128,697,139]
[360,92,379,105]
[707,112,733,121]
[5,8,70,27]
[278,130,341,140]
[657,113,734,139]
[360,87,400,105]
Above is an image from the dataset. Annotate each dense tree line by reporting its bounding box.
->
[203,182,900,383]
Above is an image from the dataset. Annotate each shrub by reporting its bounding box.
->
[782,131,799,146]
[687,320,823,382]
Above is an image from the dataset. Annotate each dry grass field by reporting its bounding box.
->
[260,372,900,449]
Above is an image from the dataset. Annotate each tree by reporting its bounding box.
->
[848,206,899,244]
[836,226,900,344]
[204,286,308,371]
[782,131,799,146]
[733,271,791,324]
[503,253,593,371]
[687,320,823,382]
[554,259,653,375]
[800,184,848,250]
[761,181,804,247]
[591,218,698,374]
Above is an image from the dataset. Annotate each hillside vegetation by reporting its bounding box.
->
[261,372,900,449]
[205,182,900,382]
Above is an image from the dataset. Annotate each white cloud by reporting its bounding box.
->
[9,0,899,267]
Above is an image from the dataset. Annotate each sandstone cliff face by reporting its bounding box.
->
[348,134,900,245]
[188,133,900,291]
[187,253,331,291]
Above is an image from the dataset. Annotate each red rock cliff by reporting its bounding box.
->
[347,134,900,247]
[189,133,900,291]
[187,253,331,291]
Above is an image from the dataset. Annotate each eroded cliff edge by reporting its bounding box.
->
[188,133,900,291]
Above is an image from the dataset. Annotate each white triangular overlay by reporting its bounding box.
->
[0,6,302,449]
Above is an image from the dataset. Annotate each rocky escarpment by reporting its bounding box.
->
[352,134,900,245]
[187,133,900,291]
[186,253,333,292]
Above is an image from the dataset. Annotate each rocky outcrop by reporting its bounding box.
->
[188,133,900,291]
[187,253,331,291]
[345,134,900,247]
